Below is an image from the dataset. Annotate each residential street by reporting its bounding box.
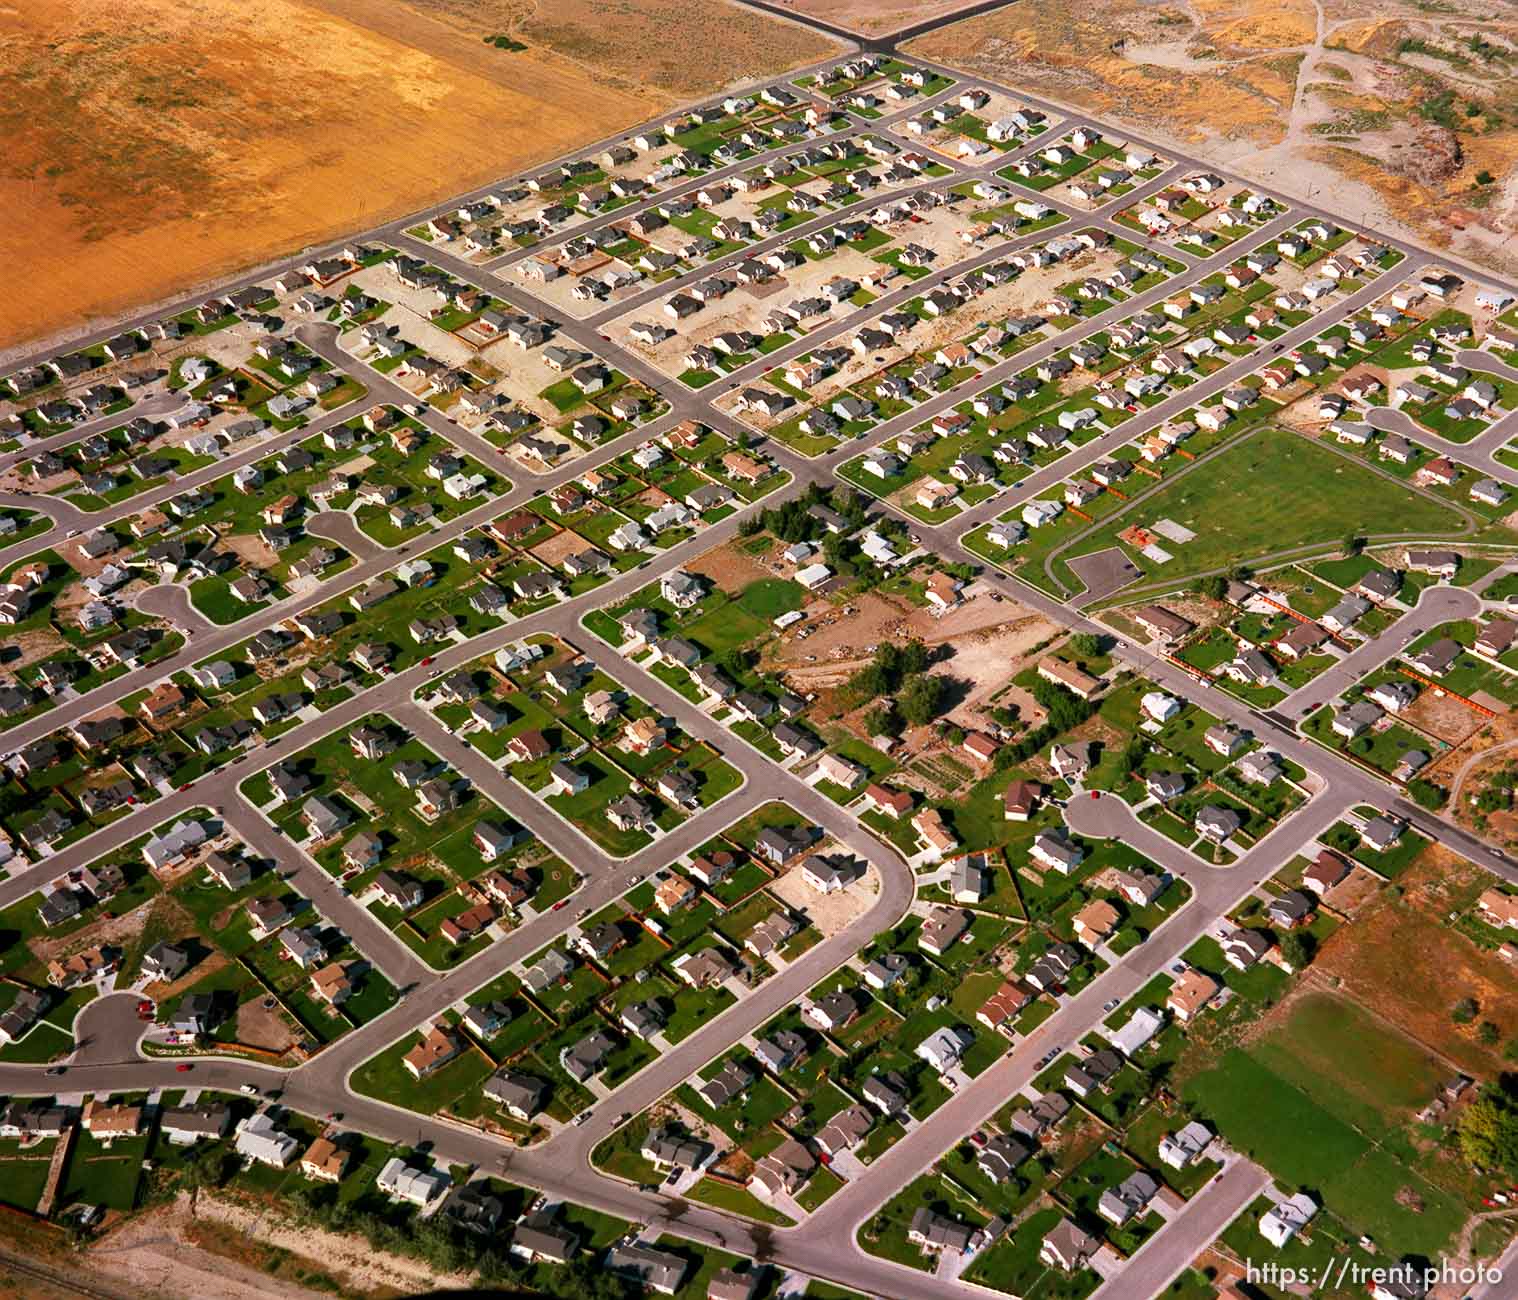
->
[1,9,1517,1295]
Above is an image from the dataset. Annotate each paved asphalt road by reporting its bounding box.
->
[1274,583,1483,719]
[4,9,1518,1296]
[1087,1160,1272,1300]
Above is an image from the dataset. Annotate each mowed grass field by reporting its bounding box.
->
[1183,992,1467,1255]
[1054,430,1469,594]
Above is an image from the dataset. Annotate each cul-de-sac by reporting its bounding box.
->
[2,1,1518,1297]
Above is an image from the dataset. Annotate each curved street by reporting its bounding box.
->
[1,5,1518,1295]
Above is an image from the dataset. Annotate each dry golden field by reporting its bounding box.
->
[778,0,998,37]
[0,0,837,353]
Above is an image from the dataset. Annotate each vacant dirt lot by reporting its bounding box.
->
[1321,864,1383,916]
[3,0,837,356]
[1402,688,1487,746]
[1314,845,1518,1078]
[87,1191,473,1299]
[771,860,878,932]
[773,589,1058,697]
[686,539,775,594]
[234,996,298,1054]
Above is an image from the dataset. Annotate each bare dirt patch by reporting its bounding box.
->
[220,533,281,573]
[1401,689,1487,747]
[2,628,69,675]
[772,590,1057,701]
[234,995,299,1054]
[784,0,1003,37]
[1313,846,1518,1079]
[907,0,1303,150]
[1321,864,1383,916]
[87,1190,470,1299]
[685,540,777,595]
[936,613,1062,723]
[1439,719,1518,848]
[531,529,596,568]
[770,861,878,934]
[907,0,1518,278]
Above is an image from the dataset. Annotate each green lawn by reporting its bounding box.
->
[1183,993,1470,1257]
[1057,429,1469,593]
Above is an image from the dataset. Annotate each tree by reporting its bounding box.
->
[846,660,892,700]
[1031,680,1093,734]
[1408,778,1447,810]
[1069,632,1101,658]
[865,704,901,738]
[1342,532,1363,556]
[548,1258,638,1300]
[182,1147,225,1218]
[1453,996,1480,1024]
[898,639,931,676]
[1193,574,1227,601]
[717,647,753,680]
[899,674,947,726]
[1457,1089,1518,1170]
[1476,785,1512,814]
[1279,931,1315,969]
[1478,1021,1501,1045]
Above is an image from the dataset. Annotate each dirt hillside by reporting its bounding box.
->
[0,0,837,357]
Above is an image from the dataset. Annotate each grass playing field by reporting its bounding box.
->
[1051,429,1471,596]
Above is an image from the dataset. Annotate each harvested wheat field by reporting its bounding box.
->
[0,0,838,356]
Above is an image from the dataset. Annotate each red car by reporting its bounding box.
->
[552,899,569,910]
[421,656,434,667]
[175,1063,193,1073]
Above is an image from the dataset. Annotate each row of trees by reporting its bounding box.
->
[739,482,871,544]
